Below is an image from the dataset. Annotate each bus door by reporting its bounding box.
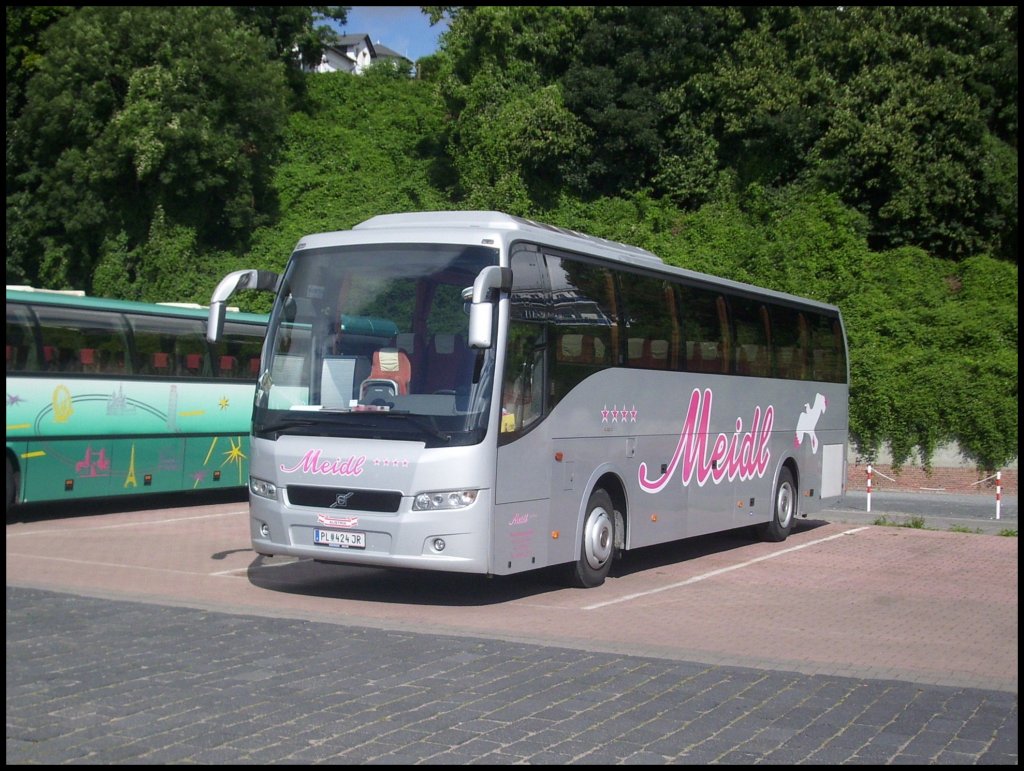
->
[493,245,555,573]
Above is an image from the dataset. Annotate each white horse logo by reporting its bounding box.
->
[794,393,828,454]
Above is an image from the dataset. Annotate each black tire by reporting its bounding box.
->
[565,488,616,588]
[758,467,796,542]
[6,454,18,512]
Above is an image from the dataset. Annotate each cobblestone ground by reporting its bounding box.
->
[6,587,1018,765]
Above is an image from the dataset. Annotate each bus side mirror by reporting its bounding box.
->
[467,266,512,349]
[206,269,279,342]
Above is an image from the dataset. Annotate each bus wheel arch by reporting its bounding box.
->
[599,474,628,552]
[6,450,20,510]
[564,473,626,588]
[758,461,798,542]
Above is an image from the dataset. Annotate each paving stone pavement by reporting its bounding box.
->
[6,586,1017,765]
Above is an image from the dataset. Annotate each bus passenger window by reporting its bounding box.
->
[5,303,38,372]
[771,307,808,380]
[731,298,770,378]
[810,315,845,383]
[680,287,728,374]
[620,273,679,371]
[546,254,618,403]
[218,320,266,381]
[34,305,130,375]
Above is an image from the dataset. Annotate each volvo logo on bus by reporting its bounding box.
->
[330,491,356,508]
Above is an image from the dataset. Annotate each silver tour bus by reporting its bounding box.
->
[208,211,848,587]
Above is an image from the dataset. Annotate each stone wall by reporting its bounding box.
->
[846,463,1017,496]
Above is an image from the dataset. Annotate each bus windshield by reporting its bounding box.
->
[256,242,500,448]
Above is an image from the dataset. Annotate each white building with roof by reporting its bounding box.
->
[306,33,413,76]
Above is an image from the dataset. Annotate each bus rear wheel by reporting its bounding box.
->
[566,488,616,588]
[758,467,796,542]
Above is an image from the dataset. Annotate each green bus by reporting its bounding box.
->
[6,287,266,508]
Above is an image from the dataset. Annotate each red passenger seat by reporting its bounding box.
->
[368,348,411,395]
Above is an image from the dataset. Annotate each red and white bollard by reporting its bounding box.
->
[995,471,1001,520]
[866,464,872,513]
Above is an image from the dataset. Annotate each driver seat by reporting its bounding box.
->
[364,348,411,397]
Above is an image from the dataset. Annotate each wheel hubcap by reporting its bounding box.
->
[584,506,614,569]
[777,482,794,528]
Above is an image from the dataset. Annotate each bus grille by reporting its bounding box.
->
[287,486,402,513]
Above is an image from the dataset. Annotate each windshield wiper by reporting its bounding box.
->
[382,411,452,443]
[262,409,451,443]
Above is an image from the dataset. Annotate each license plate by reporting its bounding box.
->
[314,528,366,549]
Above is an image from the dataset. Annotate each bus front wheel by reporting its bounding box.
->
[758,467,796,542]
[566,488,616,588]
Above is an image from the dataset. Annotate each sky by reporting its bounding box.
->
[334,7,449,62]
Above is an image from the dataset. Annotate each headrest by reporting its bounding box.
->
[378,349,402,372]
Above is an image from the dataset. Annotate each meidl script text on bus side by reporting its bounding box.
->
[638,387,774,493]
[279,449,366,477]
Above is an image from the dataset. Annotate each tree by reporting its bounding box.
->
[435,6,594,207]
[563,6,746,198]
[441,6,1017,262]
[243,70,451,285]
[702,6,1018,261]
[5,5,74,284]
[6,7,291,294]
[5,6,73,127]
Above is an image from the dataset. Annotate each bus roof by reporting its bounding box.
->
[6,287,267,325]
[354,210,666,267]
[303,211,842,315]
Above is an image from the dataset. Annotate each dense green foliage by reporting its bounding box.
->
[242,67,452,297]
[7,7,292,296]
[5,6,1017,471]
[438,6,1017,262]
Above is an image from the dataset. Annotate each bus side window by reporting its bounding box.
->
[731,298,770,378]
[34,305,129,375]
[620,273,679,371]
[216,320,266,380]
[810,314,845,383]
[128,313,187,377]
[771,307,808,380]
[178,335,212,377]
[546,253,618,404]
[680,287,727,374]
[6,303,39,373]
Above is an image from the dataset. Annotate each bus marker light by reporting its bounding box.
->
[554,452,563,462]
[144,474,152,486]
[651,514,658,522]
[64,479,74,491]
[551,531,559,539]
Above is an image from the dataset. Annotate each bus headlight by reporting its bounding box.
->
[249,476,278,499]
[413,489,478,511]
